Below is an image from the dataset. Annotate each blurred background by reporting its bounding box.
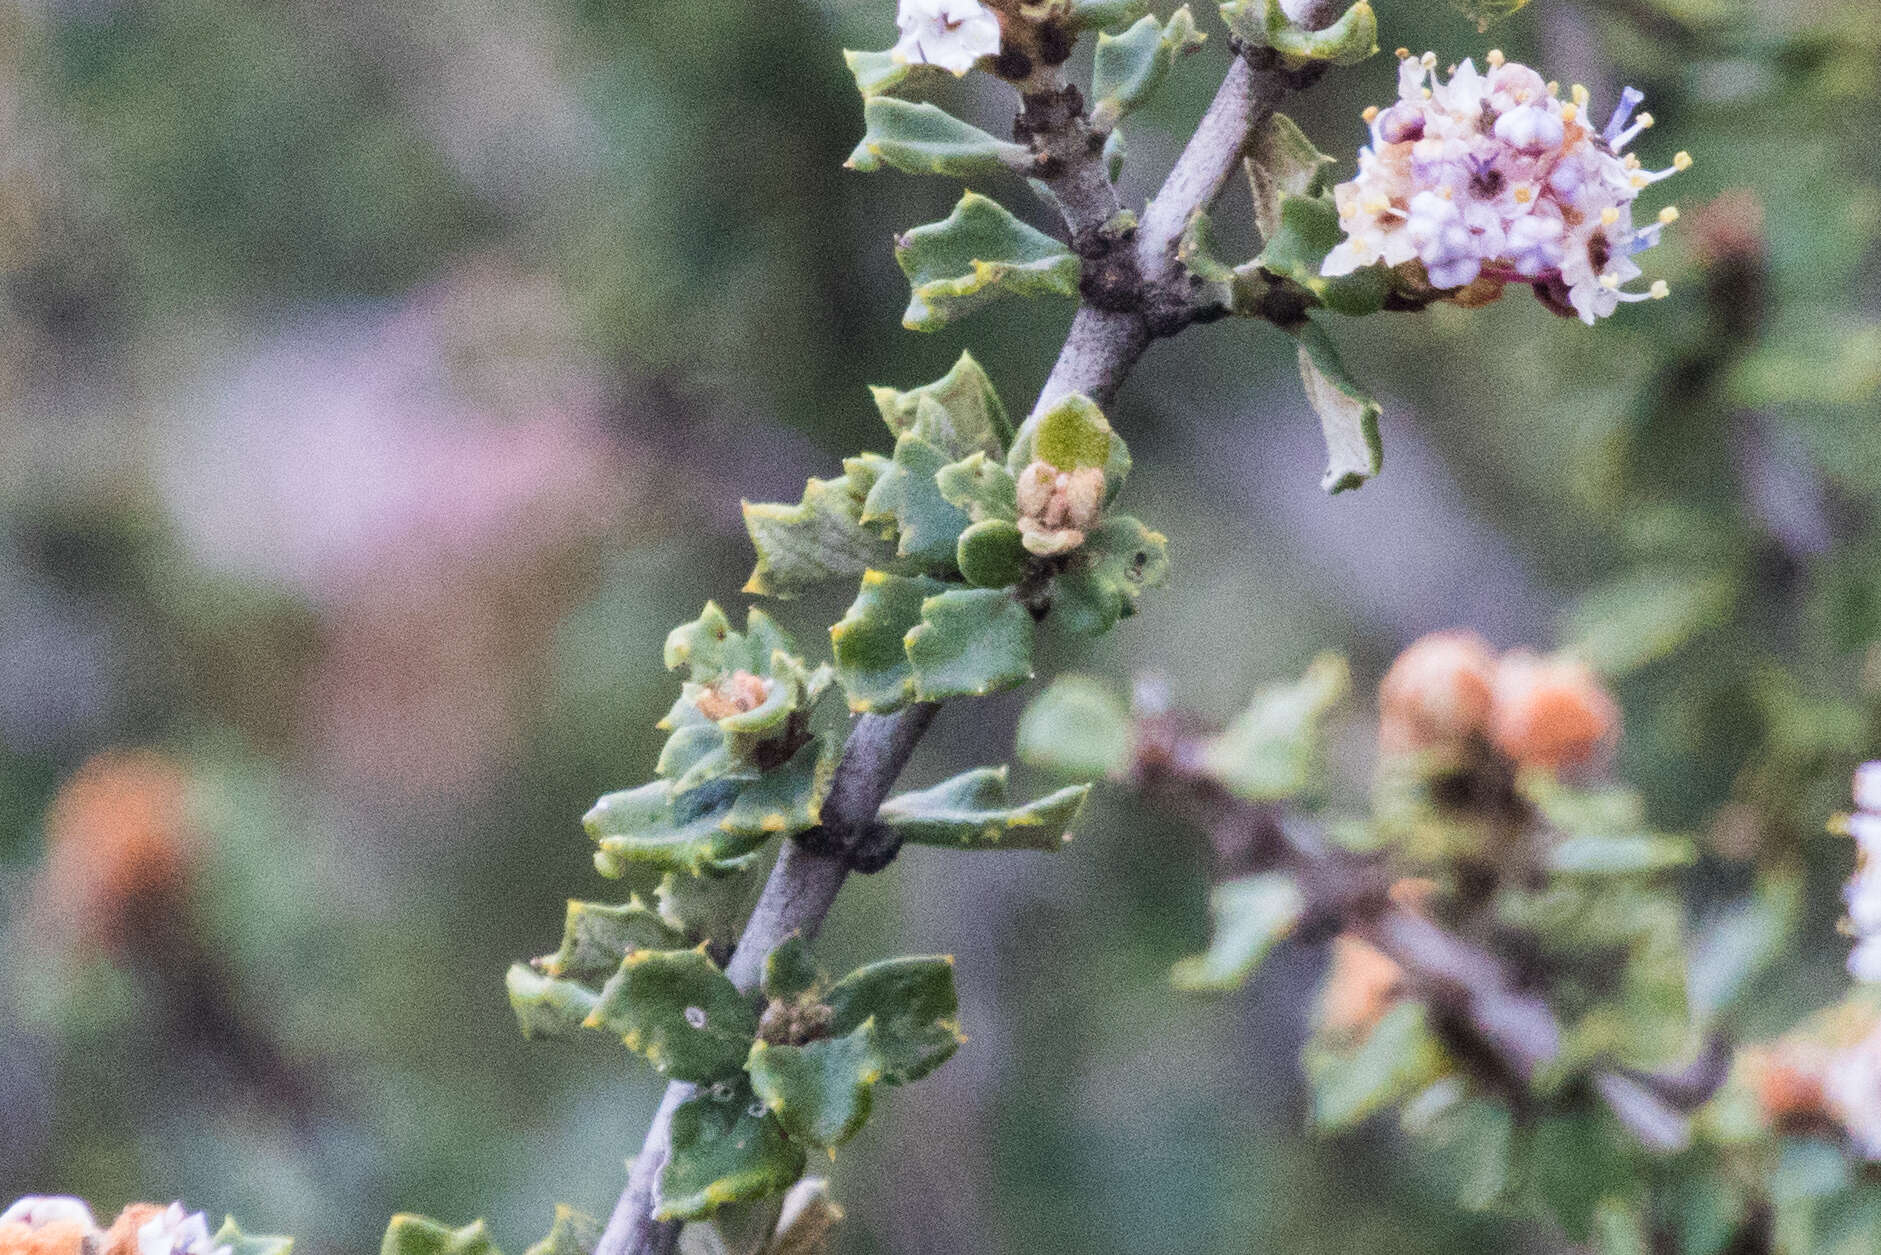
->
[0,0,1876,1250]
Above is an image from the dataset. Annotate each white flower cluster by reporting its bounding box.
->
[135,1203,229,1255]
[1322,50,1688,324]
[1,1197,97,1228]
[893,0,1001,76]
[1845,762,1881,982]
[1826,1021,1881,1159]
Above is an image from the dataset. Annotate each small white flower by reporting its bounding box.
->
[1847,770,1881,983]
[1323,52,1682,323]
[137,1203,230,1255]
[1856,761,1881,813]
[1,1197,98,1229]
[892,0,1000,76]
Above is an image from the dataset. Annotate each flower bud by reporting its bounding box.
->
[1316,935,1405,1038]
[1014,461,1104,557]
[1377,630,1496,753]
[1486,651,1619,771]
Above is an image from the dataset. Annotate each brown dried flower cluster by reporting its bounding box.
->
[694,670,773,722]
[1379,631,1620,771]
[1014,460,1104,557]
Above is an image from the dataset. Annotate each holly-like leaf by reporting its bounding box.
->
[1007,394,1132,503]
[956,519,1031,588]
[878,766,1088,851]
[588,946,758,1082]
[1295,317,1384,494]
[536,898,687,987]
[1017,676,1135,779]
[742,458,902,599]
[845,99,1030,178]
[659,1078,807,1221]
[1222,0,1377,67]
[665,604,788,682]
[1171,873,1306,990]
[1052,515,1169,636]
[508,964,603,1040]
[830,571,947,714]
[896,193,1081,332]
[381,1218,498,1255]
[722,740,835,839]
[586,779,771,878]
[871,354,1011,458]
[523,1209,599,1255]
[936,451,1018,523]
[1089,7,1205,132]
[825,956,963,1083]
[747,1024,888,1148]
[762,935,822,1003]
[1202,653,1348,801]
[905,587,1036,701]
[1245,112,1336,241]
[863,434,974,574]
[842,49,945,99]
[210,1220,293,1255]
[1307,1000,1449,1129]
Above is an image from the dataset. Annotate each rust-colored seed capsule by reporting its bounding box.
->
[1377,630,1497,753]
[1487,650,1620,772]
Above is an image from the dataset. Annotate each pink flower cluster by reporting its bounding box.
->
[1322,51,1687,324]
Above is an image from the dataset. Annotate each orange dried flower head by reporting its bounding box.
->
[36,749,198,951]
[1317,935,1405,1038]
[694,671,772,722]
[1740,1043,1831,1125]
[1378,630,1496,753]
[1487,651,1619,772]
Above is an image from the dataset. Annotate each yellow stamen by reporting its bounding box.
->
[1547,81,1559,95]
[1486,49,1505,67]
[1561,103,1578,123]
[1658,206,1679,224]
[1600,207,1620,226]
[1636,112,1654,129]
[1649,280,1670,299]
[1571,84,1590,107]
[1395,47,1410,60]
[1630,174,1648,188]
[1673,151,1693,170]
[1514,186,1533,204]
[1362,105,1380,123]
[1600,274,1620,290]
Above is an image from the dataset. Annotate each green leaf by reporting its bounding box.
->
[586,780,771,878]
[1257,195,1389,316]
[508,964,602,1040]
[742,458,902,599]
[523,1209,599,1255]
[825,955,963,1083]
[762,936,822,1003]
[863,434,974,574]
[381,1218,499,1255]
[1245,112,1336,241]
[1068,0,1152,31]
[588,946,758,1082]
[1448,0,1529,30]
[1562,565,1737,678]
[1687,874,1800,1019]
[831,571,947,714]
[1016,676,1134,778]
[1007,394,1132,502]
[722,740,834,839]
[747,1025,887,1149]
[905,587,1036,701]
[1171,873,1305,990]
[1295,316,1384,493]
[540,898,688,985]
[879,766,1089,851]
[846,99,1030,178]
[1307,1000,1448,1129]
[842,48,945,99]
[1089,8,1205,132]
[665,604,783,681]
[1545,835,1697,877]
[895,193,1081,332]
[956,519,1031,588]
[1052,515,1169,635]
[1103,129,1126,182]
[935,451,1018,522]
[1177,209,1237,311]
[1531,1113,1638,1242]
[871,353,1011,458]
[1222,0,1376,66]
[1202,653,1348,801]
[659,1077,807,1221]
[1401,1085,1513,1211]
[210,1220,294,1255]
